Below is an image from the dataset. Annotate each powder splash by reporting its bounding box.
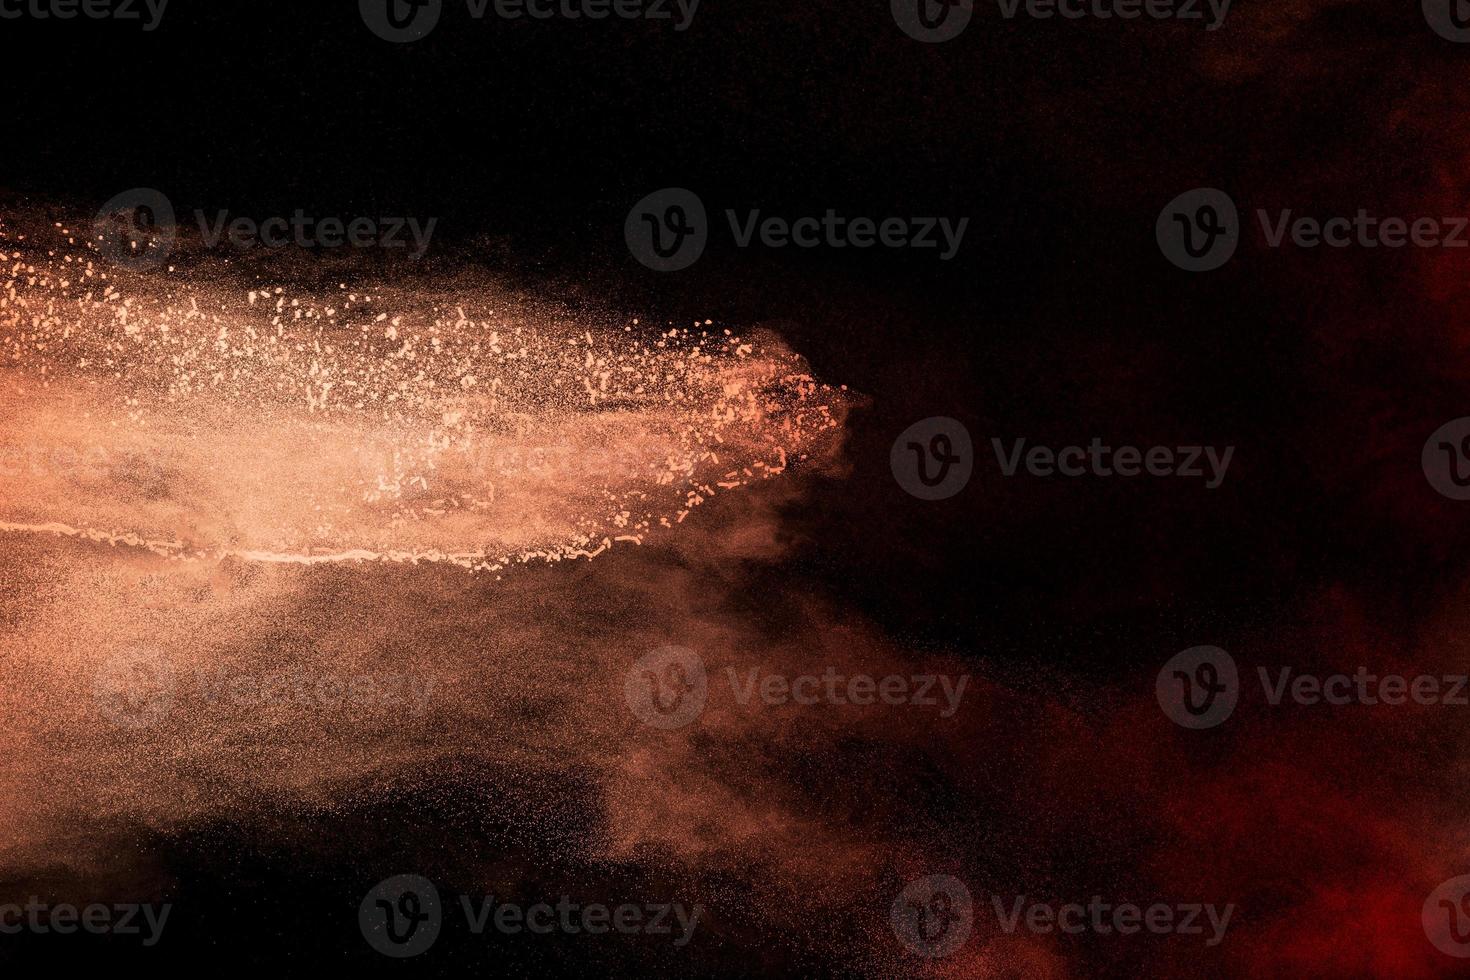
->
[0,209,851,572]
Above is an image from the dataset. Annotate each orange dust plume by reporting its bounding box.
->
[0,207,853,574]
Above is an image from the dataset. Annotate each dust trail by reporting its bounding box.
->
[0,208,850,572]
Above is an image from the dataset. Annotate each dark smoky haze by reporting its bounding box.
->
[4,0,1470,975]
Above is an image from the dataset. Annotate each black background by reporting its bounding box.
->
[6,0,1467,974]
